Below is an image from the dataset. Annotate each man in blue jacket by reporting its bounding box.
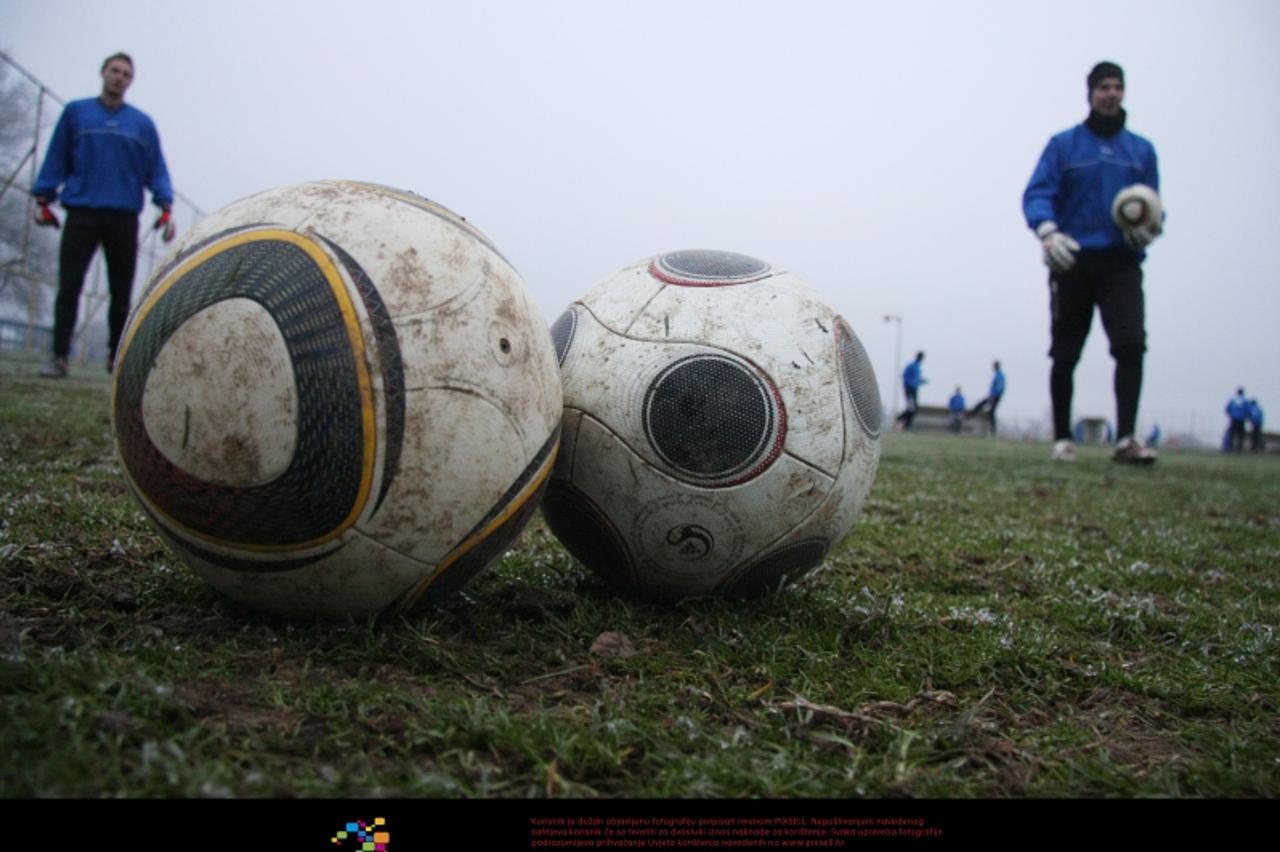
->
[895,351,926,430]
[1023,61,1160,465]
[33,52,175,377]
[968,360,1006,435]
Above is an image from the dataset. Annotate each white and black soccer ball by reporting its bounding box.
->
[112,181,563,618]
[1111,184,1163,231]
[543,249,881,601]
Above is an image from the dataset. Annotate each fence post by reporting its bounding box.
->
[21,86,45,354]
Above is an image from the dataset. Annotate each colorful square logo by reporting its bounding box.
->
[332,818,389,850]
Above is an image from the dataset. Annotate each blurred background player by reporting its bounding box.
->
[1023,61,1161,464]
[1246,397,1264,453]
[32,52,175,378]
[948,386,966,434]
[968,360,1006,435]
[895,351,926,430]
[1225,387,1248,453]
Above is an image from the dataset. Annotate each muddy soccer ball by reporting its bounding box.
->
[112,181,562,618]
[1111,183,1163,231]
[543,249,881,601]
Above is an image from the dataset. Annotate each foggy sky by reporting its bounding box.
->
[6,0,1279,444]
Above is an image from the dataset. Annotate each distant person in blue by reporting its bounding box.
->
[948,387,966,434]
[1024,61,1161,465]
[1225,388,1248,453]
[1246,397,1264,453]
[32,52,175,378]
[894,351,926,430]
[1146,423,1161,449]
[968,360,1006,435]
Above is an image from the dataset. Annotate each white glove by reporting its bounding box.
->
[1036,221,1081,273]
[1122,220,1162,251]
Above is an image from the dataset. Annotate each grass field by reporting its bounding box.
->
[2,352,1277,801]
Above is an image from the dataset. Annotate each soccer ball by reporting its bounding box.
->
[112,181,563,618]
[1111,184,1162,230]
[543,249,881,601]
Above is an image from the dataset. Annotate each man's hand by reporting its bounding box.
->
[1122,220,1161,251]
[1037,221,1080,273]
[34,201,60,229]
[153,207,176,243]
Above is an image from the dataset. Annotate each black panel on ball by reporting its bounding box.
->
[550,308,577,368]
[321,236,405,518]
[114,235,370,550]
[541,481,637,594]
[835,317,882,439]
[643,354,780,483]
[652,249,772,286]
[721,538,828,599]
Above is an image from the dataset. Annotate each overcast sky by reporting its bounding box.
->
[6,0,1278,444]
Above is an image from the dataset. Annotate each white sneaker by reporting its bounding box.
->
[1051,439,1077,461]
[1113,436,1157,466]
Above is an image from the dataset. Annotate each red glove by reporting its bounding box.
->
[34,202,60,229]
[153,208,176,243]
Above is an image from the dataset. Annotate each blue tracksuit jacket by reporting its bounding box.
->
[33,97,173,212]
[1023,122,1158,253]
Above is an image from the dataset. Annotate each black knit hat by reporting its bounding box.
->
[1088,61,1124,92]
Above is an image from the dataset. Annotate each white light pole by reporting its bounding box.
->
[883,314,902,418]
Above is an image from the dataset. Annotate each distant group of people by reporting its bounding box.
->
[894,353,1005,437]
[948,362,1006,435]
[1225,389,1266,453]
